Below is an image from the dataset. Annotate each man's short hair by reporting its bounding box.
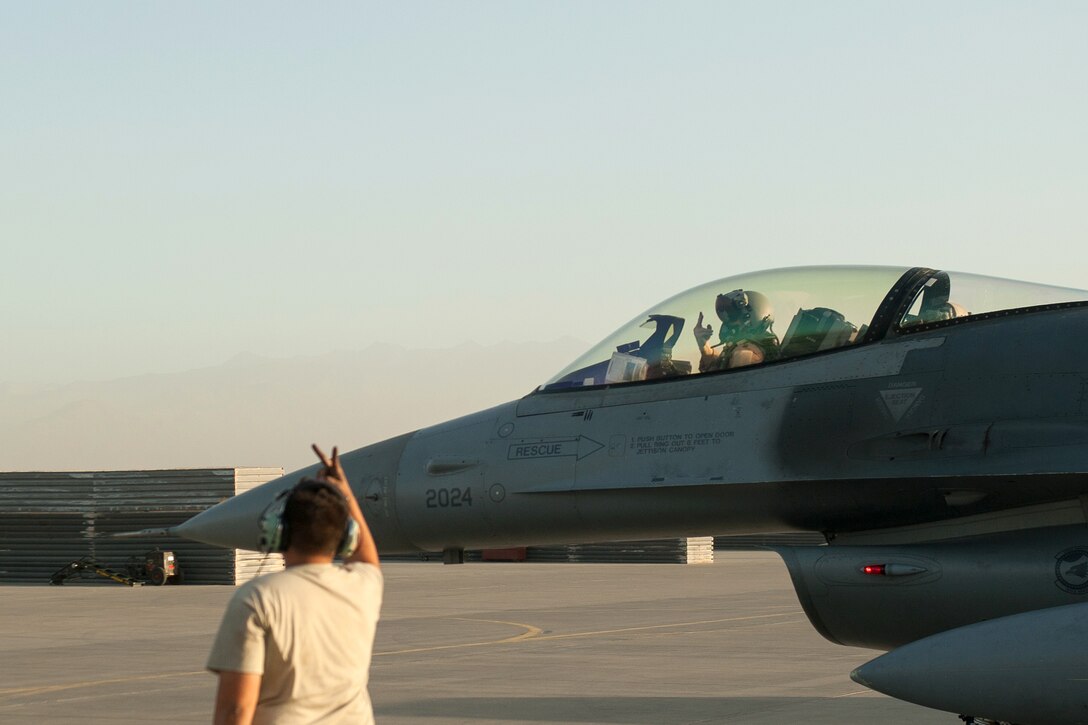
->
[283,479,349,556]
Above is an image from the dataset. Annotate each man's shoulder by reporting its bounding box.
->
[278,562,382,587]
[330,563,384,602]
[227,568,292,604]
[341,562,382,576]
[280,563,383,613]
[335,562,384,588]
[248,567,297,586]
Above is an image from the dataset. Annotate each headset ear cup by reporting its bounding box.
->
[338,519,360,559]
[258,489,291,553]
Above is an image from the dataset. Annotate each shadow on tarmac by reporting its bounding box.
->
[376,695,921,723]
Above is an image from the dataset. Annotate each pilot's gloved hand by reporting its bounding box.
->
[694,312,714,348]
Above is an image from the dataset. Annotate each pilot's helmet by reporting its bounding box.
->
[715,289,774,338]
[920,302,957,323]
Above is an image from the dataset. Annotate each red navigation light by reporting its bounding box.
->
[862,564,886,576]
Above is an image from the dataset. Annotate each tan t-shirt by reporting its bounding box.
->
[207,562,383,724]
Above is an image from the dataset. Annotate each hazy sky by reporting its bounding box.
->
[3,2,1087,384]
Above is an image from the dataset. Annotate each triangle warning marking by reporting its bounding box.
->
[880,388,921,422]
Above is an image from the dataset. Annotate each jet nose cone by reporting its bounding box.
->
[851,603,1088,725]
[174,476,297,550]
[174,433,419,554]
[851,639,949,707]
[848,661,883,691]
[849,666,870,688]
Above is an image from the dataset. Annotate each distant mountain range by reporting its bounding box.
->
[0,338,587,473]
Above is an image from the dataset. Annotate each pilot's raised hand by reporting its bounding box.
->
[694,312,714,348]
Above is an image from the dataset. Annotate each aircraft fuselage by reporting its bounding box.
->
[368,305,1088,553]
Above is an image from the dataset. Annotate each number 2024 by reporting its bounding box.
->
[425,487,472,508]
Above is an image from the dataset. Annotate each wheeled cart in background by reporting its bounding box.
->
[49,549,180,586]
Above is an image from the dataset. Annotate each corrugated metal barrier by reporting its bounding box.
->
[0,468,283,585]
[389,532,828,564]
[714,532,827,549]
[525,537,715,563]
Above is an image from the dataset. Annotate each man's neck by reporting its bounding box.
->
[283,549,335,567]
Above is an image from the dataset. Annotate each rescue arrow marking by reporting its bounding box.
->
[507,436,604,461]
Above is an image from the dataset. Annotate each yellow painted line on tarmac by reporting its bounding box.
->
[374,612,795,658]
[2,619,544,696]
[4,613,799,697]
[632,617,807,638]
[0,671,206,699]
[373,617,543,656]
[451,617,545,643]
[531,612,795,642]
[375,612,796,658]
[743,617,806,628]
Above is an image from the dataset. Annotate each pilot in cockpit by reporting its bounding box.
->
[694,289,780,372]
[907,273,969,326]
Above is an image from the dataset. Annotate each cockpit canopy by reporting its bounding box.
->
[540,265,1088,392]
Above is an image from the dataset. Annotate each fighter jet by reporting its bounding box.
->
[172,265,1088,724]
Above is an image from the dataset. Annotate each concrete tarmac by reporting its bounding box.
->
[0,552,954,724]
